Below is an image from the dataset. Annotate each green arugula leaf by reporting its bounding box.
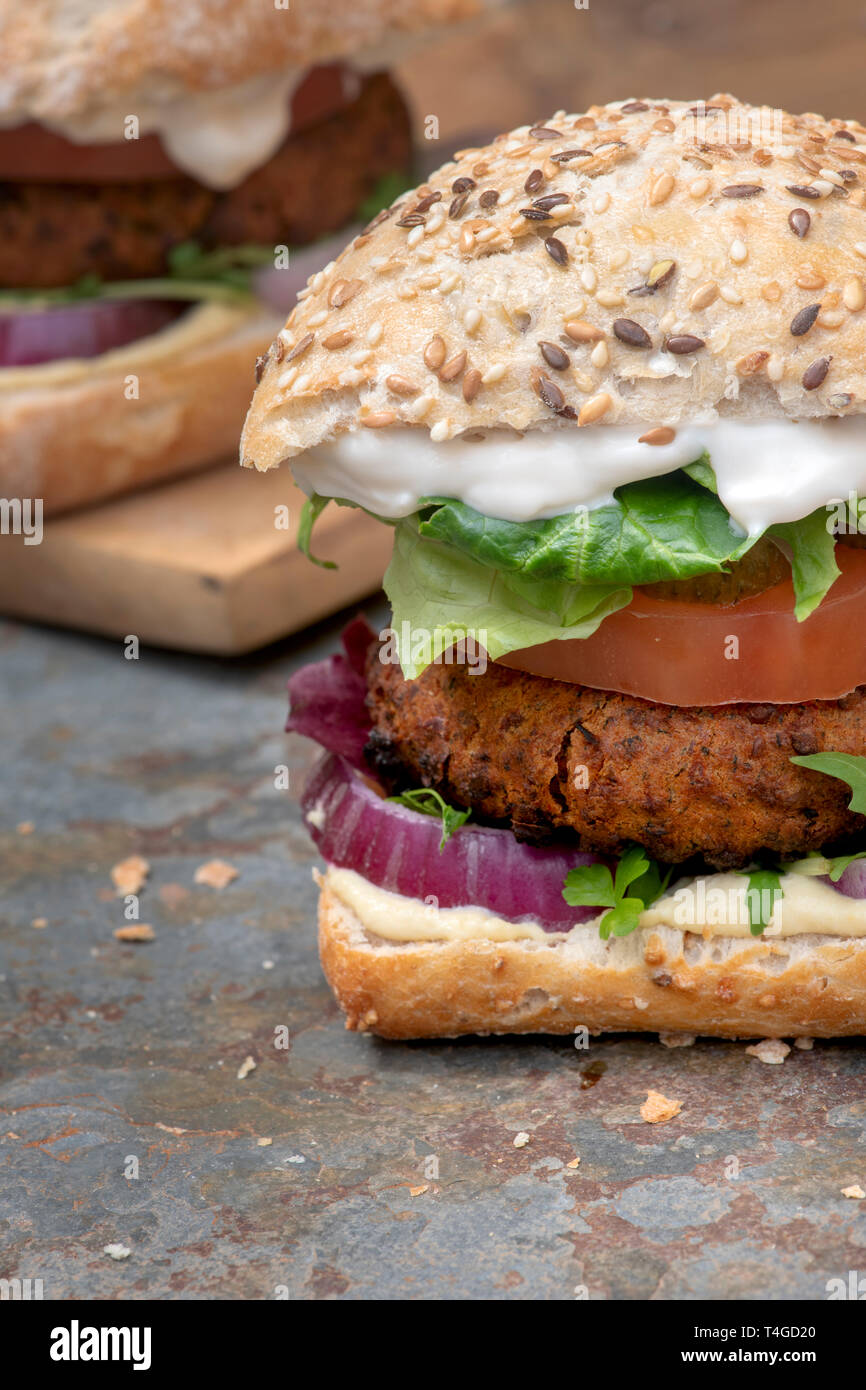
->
[297,495,337,569]
[743,869,784,936]
[790,753,866,815]
[384,518,631,679]
[768,508,840,620]
[563,846,672,940]
[0,241,278,310]
[387,787,471,851]
[827,851,866,883]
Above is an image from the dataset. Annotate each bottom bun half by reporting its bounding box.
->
[317,875,866,1041]
[0,301,280,514]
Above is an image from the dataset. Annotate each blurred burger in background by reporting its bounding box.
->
[0,0,489,514]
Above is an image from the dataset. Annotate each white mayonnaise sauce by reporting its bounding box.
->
[293,416,866,535]
[325,865,866,942]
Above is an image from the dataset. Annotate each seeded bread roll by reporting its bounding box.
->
[0,302,279,514]
[318,878,866,1040]
[0,0,483,120]
[241,95,866,470]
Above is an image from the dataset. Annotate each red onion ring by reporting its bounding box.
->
[301,751,604,931]
[0,298,187,367]
[826,860,866,899]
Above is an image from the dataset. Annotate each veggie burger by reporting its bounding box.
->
[0,0,481,513]
[243,96,866,1040]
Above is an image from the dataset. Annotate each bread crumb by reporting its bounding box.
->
[16,821,34,835]
[640,1089,683,1124]
[257,1137,273,1147]
[746,1039,790,1065]
[31,917,47,929]
[841,1184,865,1199]
[566,1156,581,1169]
[513,1131,531,1148]
[103,1243,131,1261]
[113,924,155,943]
[110,854,150,896]
[659,1032,696,1048]
[409,1184,429,1197]
[236,1055,256,1080]
[794,1036,814,1050]
[194,858,238,890]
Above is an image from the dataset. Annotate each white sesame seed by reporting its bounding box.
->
[819,167,846,187]
[844,276,866,311]
[596,290,624,307]
[439,271,462,294]
[464,308,483,334]
[590,340,609,368]
[592,191,611,214]
[729,239,748,264]
[369,255,388,269]
[337,367,366,387]
[350,348,372,367]
[689,176,710,198]
[658,310,677,333]
[366,321,384,346]
[407,225,424,249]
[306,310,328,328]
[719,284,743,304]
[430,419,450,442]
[481,363,506,384]
[811,179,834,197]
[580,266,598,293]
[311,271,326,293]
[396,284,417,300]
[276,366,298,390]
[767,354,784,383]
[426,213,446,236]
[549,203,574,220]
[296,286,314,300]
[819,309,845,328]
[574,370,595,392]
[416,248,436,264]
[279,328,293,344]
[475,225,499,243]
[408,393,435,420]
[609,249,629,270]
[293,373,312,393]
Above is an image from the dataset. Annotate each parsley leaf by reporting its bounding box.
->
[563,846,672,940]
[387,787,471,851]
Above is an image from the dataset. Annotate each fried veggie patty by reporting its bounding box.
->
[365,650,866,869]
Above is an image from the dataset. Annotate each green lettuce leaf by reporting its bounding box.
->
[790,753,866,815]
[383,518,631,679]
[418,470,757,587]
[768,509,840,621]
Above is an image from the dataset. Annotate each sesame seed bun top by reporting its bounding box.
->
[241,94,866,473]
[0,0,482,121]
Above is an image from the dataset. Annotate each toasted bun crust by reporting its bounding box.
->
[0,302,279,514]
[242,95,866,470]
[318,880,866,1040]
[0,0,482,121]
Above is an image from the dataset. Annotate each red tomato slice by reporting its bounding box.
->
[0,64,351,182]
[499,546,866,706]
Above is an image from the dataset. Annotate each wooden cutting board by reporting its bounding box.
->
[0,463,392,654]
